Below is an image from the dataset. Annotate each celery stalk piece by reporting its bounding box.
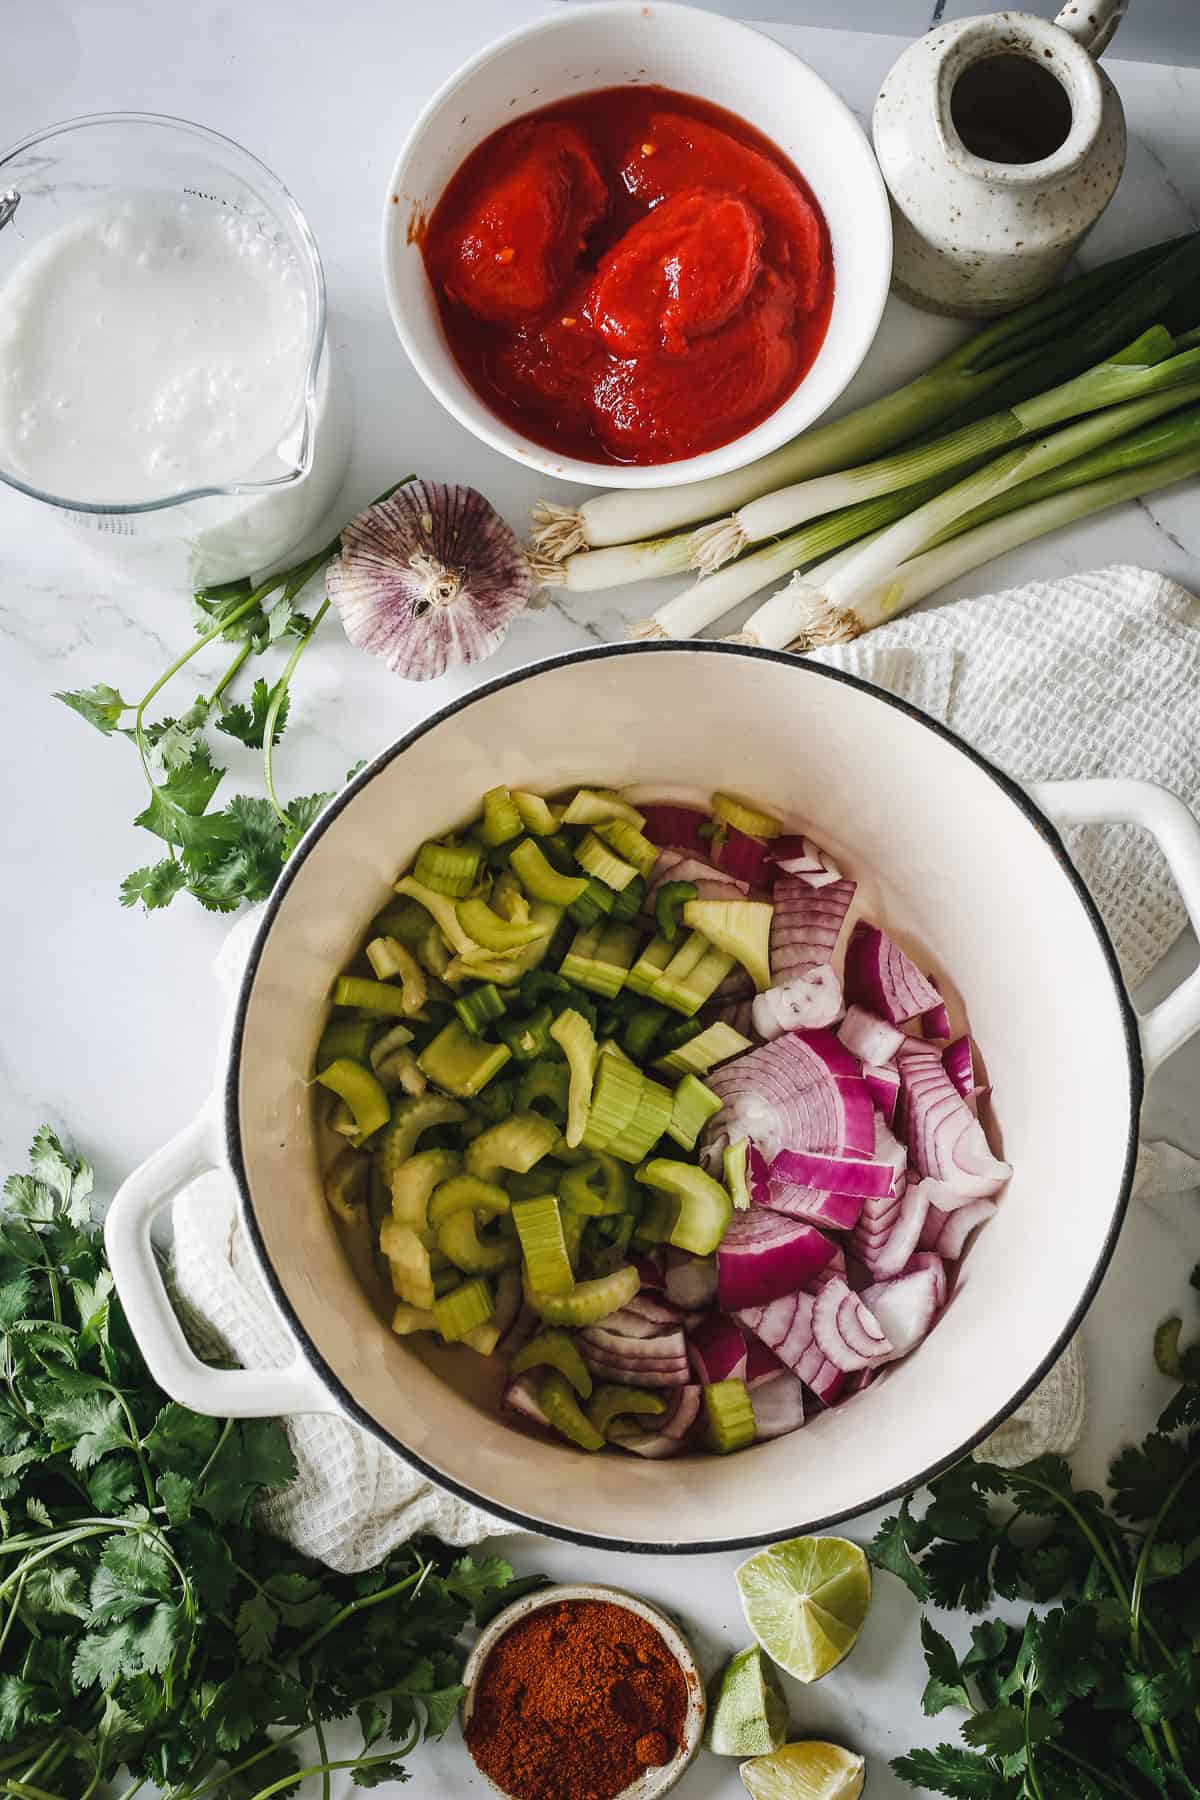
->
[465,1113,562,1182]
[332,975,415,1019]
[606,1077,675,1166]
[391,1302,437,1336]
[681,900,774,993]
[626,936,675,996]
[324,1147,368,1224]
[567,877,618,930]
[634,1188,680,1247]
[433,1266,464,1297]
[445,953,525,987]
[559,921,640,999]
[454,982,507,1037]
[512,1195,575,1295]
[364,938,429,1016]
[456,896,547,953]
[608,874,647,923]
[371,896,439,948]
[562,788,646,829]
[394,875,478,955]
[655,880,699,943]
[317,1017,377,1070]
[496,1005,557,1063]
[478,786,523,847]
[418,1021,511,1098]
[491,869,531,924]
[379,1219,436,1309]
[589,1385,667,1438]
[654,1021,752,1079]
[375,1096,468,1187]
[369,1022,416,1066]
[438,1210,520,1275]
[724,1138,752,1210]
[388,1148,462,1227]
[559,1154,634,1217]
[426,1174,510,1228]
[575,831,638,892]
[595,819,658,879]
[510,839,589,906]
[637,1157,733,1256]
[315,1058,390,1142]
[327,1097,360,1141]
[549,1008,598,1149]
[528,1261,640,1327]
[539,1370,605,1451]
[433,1276,493,1342]
[666,1074,724,1152]
[374,1048,427,1096]
[513,790,559,835]
[511,1329,594,1400]
[517,1060,571,1121]
[711,792,783,839]
[623,1002,669,1062]
[510,901,566,974]
[648,934,737,1016]
[460,1321,502,1355]
[413,839,484,897]
[704,1378,757,1453]
[579,1052,643,1153]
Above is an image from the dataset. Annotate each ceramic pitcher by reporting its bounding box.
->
[873,2,1128,317]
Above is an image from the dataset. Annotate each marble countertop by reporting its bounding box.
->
[3,5,1200,1795]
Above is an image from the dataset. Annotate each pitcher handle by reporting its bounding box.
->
[1054,0,1128,58]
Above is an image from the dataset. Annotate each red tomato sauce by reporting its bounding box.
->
[423,86,835,465]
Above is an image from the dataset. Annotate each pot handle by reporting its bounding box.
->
[1029,776,1200,1077]
[1054,0,1127,58]
[105,1100,337,1419]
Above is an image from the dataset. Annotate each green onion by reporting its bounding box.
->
[433,1276,493,1343]
[531,531,695,592]
[454,982,506,1037]
[512,1195,575,1295]
[414,839,483,897]
[655,879,698,942]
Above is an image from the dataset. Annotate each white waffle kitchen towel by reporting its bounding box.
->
[169,563,1200,1555]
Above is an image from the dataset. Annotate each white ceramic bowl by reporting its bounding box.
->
[381,1,892,487]
[461,1582,706,1799]
[106,645,1200,1552]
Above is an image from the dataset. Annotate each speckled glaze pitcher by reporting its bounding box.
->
[873,3,1128,317]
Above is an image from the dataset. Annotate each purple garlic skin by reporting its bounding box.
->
[327,480,531,681]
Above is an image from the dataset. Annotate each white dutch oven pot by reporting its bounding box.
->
[106,646,1200,1551]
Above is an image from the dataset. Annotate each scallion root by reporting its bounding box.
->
[689,517,747,574]
[527,552,568,590]
[529,501,586,560]
[628,619,669,640]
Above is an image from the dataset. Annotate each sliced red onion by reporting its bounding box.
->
[498,1301,538,1359]
[735,1289,816,1374]
[610,1384,702,1457]
[860,1266,940,1357]
[770,1147,902,1199]
[647,850,747,903]
[704,1030,872,1165]
[767,834,843,888]
[664,1249,719,1310]
[748,1144,772,1205]
[900,1250,948,1308]
[715,826,773,887]
[763,1182,864,1232]
[838,1005,905,1066]
[769,877,856,985]
[842,1368,877,1399]
[632,1251,666,1290]
[813,1278,893,1372]
[624,1291,693,1328]
[602,1308,669,1339]
[503,1371,550,1427]
[943,1034,985,1100]
[807,1359,848,1405]
[844,921,944,1025]
[895,1039,1011,1197]
[639,804,712,859]
[863,1063,901,1124]
[717,1208,836,1311]
[918,1200,950,1252]
[753,966,844,1040]
[856,1180,930,1279]
[688,1314,748,1384]
[750,1369,807,1439]
[935,1197,997,1260]
[745,1335,787,1387]
[922,988,952,1040]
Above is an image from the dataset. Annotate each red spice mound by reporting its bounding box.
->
[465,1598,689,1800]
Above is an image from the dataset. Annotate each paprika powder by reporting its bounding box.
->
[465,1597,691,1800]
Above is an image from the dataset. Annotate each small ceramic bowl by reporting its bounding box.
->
[381,0,892,488]
[460,1581,707,1800]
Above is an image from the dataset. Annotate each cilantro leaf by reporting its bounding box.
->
[892,1744,1011,1797]
[236,1592,279,1664]
[55,683,130,734]
[962,1703,1057,1754]
[445,1554,515,1621]
[1110,1433,1191,1521]
[421,1683,466,1739]
[920,1616,973,1716]
[867,1496,931,1601]
[120,859,188,911]
[216,678,289,749]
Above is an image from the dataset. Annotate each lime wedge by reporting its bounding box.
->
[740,1741,866,1800]
[706,1644,789,1756]
[735,1536,871,1683]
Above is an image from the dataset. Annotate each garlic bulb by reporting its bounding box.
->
[327,481,531,681]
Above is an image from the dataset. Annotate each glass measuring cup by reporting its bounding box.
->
[0,112,351,585]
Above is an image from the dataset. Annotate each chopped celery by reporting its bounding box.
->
[478,786,523,847]
[375,1047,427,1096]
[655,880,699,943]
[394,876,477,955]
[666,1074,724,1152]
[588,1212,636,1276]
[438,1210,519,1275]
[332,976,414,1020]
[704,1378,757,1453]
[433,1266,464,1297]
[510,901,566,974]
[512,1195,575,1295]
[724,1138,752,1211]
[427,1174,509,1227]
[567,877,617,929]
[560,1204,586,1272]
[317,1017,377,1070]
[369,1022,416,1067]
[589,1385,667,1438]
[606,1077,674,1165]
[562,788,646,828]
[527,1262,640,1327]
[470,1077,517,1125]
[445,953,525,987]
[511,1329,593,1399]
[650,937,737,1016]
[510,839,588,906]
[623,1003,669,1063]
[388,1148,462,1227]
[376,1096,468,1187]
[549,1008,597,1149]
[391,1302,437,1336]
[634,1187,679,1247]
[466,1112,562,1182]
[491,869,530,924]
[456,896,546,953]
[626,936,674,996]
[414,839,483,897]
[580,1053,643,1153]
[316,1058,390,1142]
[461,1321,501,1355]
[324,1147,368,1223]
[364,938,429,1016]
[596,819,658,879]
[654,1020,751,1078]
[559,922,640,999]
[520,969,571,1009]
[656,1016,705,1057]
[517,1060,571,1120]
[379,1219,435,1309]
[540,830,580,874]
[372,896,438,949]
[418,1022,511,1097]
[559,1153,634,1217]
[711,792,783,839]
[576,831,638,892]
[327,1097,360,1141]
[508,1159,566,1202]
[495,1005,557,1063]
[433,1276,493,1342]
[513,790,559,835]
[455,982,507,1037]
[608,874,647,923]
[682,900,774,992]
[598,1038,637,1067]
[637,1157,733,1256]
[539,1370,604,1451]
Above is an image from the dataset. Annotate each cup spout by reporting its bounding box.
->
[1054,0,1128,58]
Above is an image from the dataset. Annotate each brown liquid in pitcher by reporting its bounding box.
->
[951,53,1074,163]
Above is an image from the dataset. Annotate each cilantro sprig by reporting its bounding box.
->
[0,1125,527,1797]
[56,483,411,915]
[873,1278,1200,1799]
